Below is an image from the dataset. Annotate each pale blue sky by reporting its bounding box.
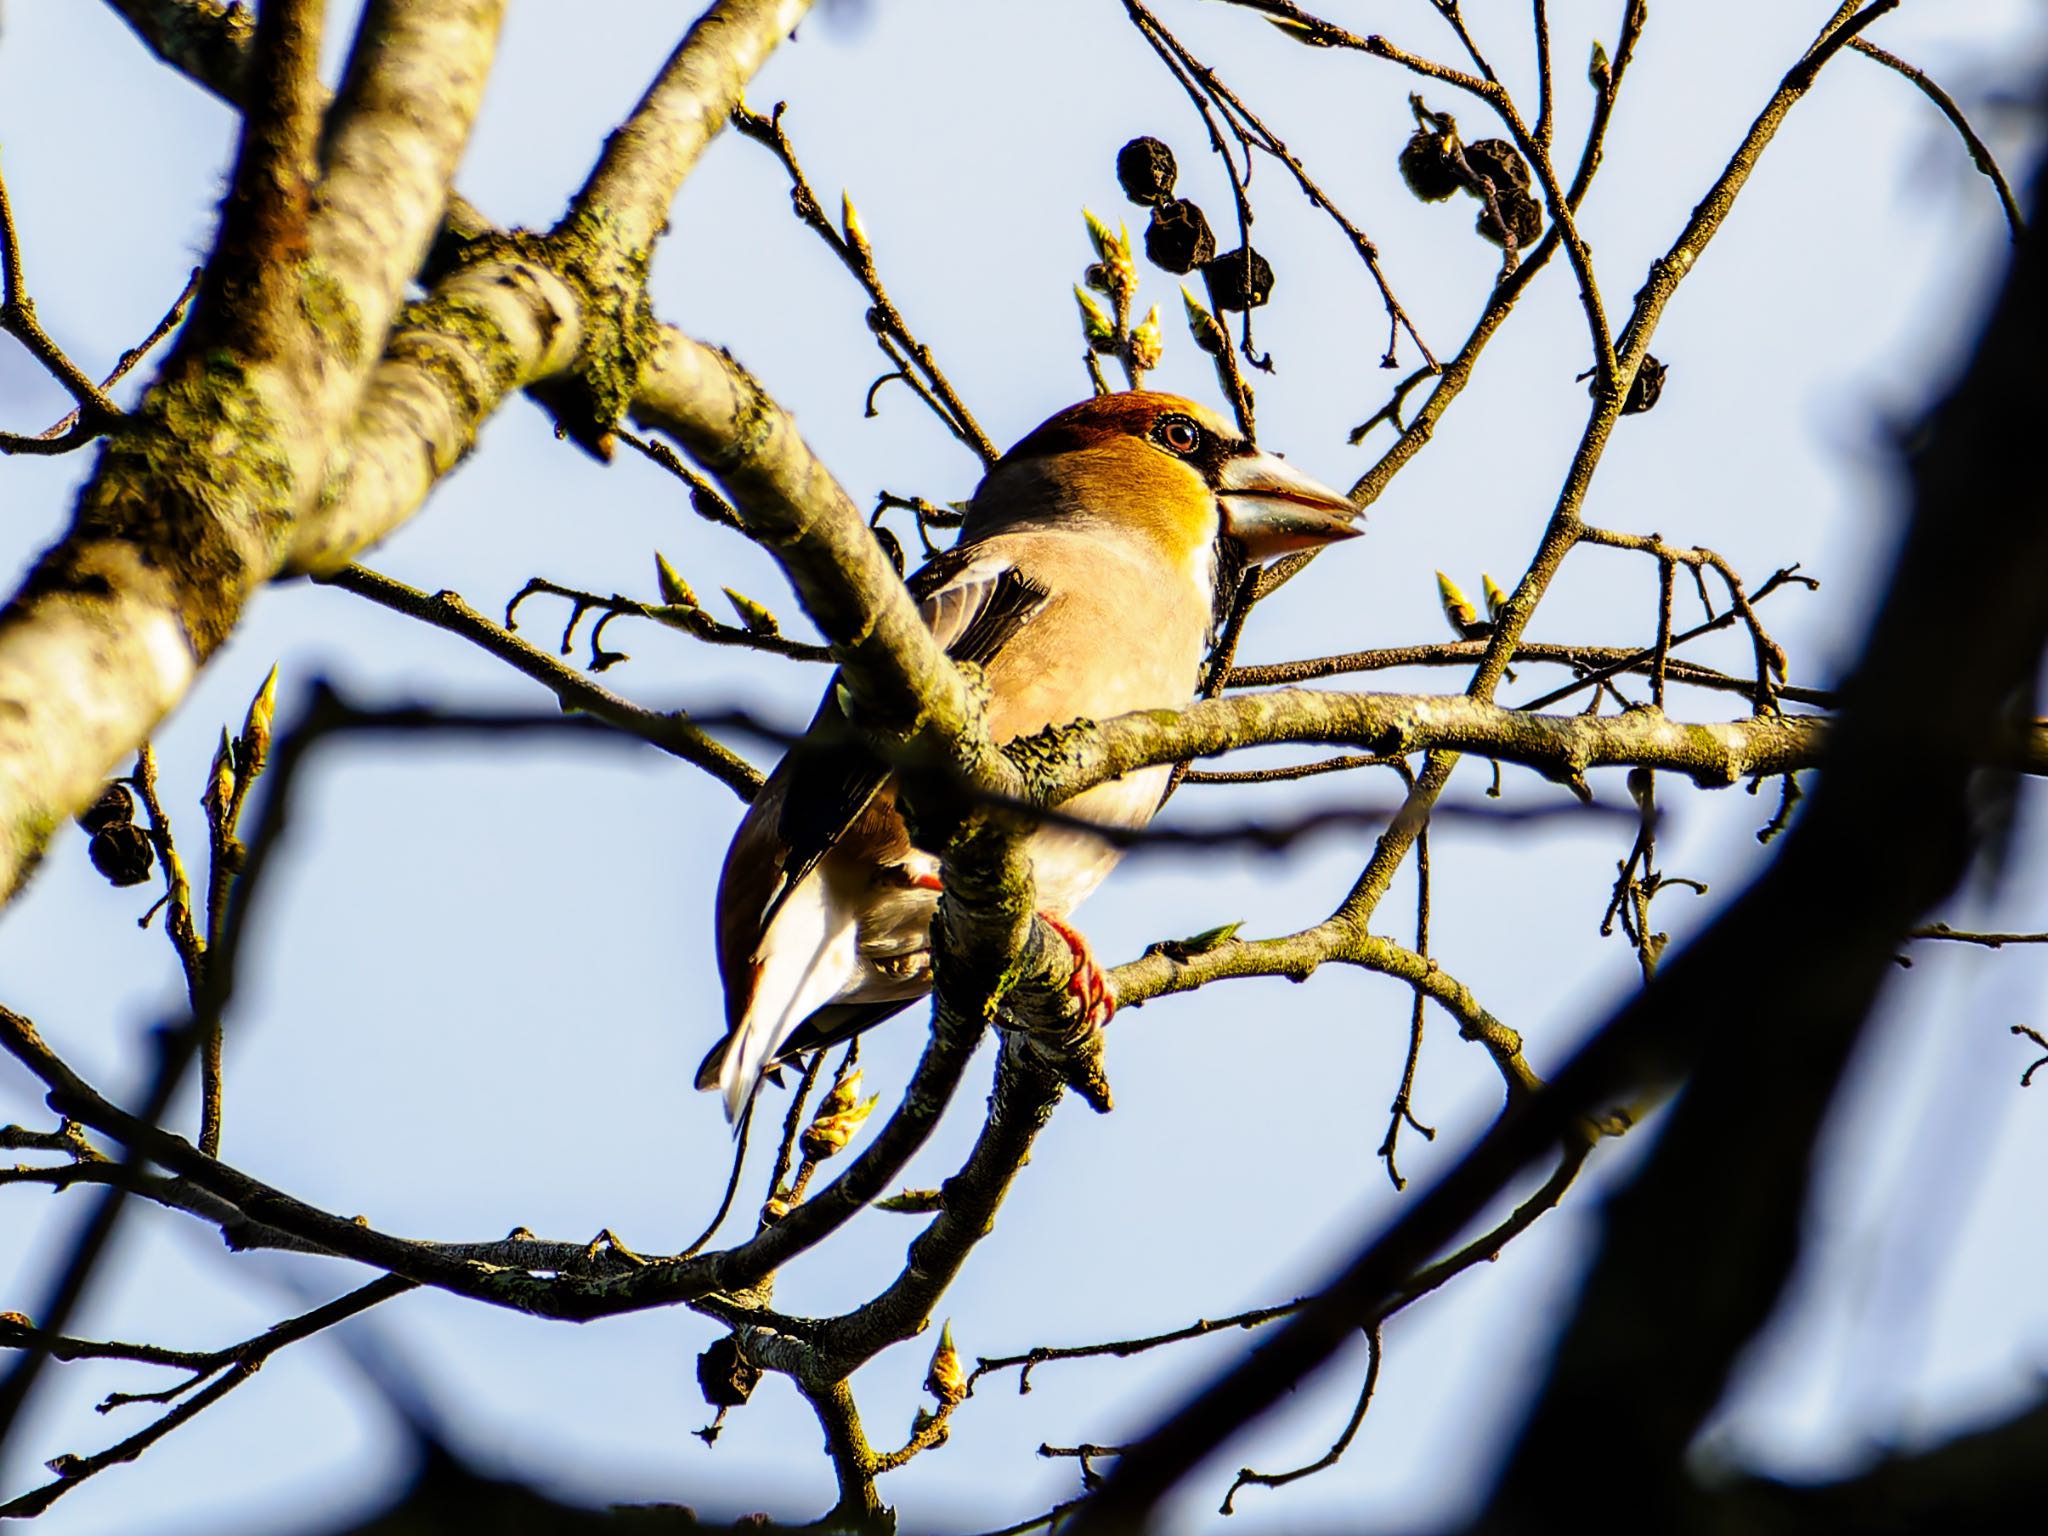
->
[2,3,2045,1532]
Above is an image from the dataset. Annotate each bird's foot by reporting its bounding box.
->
[1036,911,1117,1030]
[905,871,1116,1031]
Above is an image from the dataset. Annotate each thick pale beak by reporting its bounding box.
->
[1216,451,1362,561]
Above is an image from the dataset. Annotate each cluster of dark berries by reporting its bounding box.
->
[78,783,154,887]
[1398,121,1544,251]
[1116,136,1273,311]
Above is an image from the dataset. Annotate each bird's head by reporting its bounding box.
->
[966,392,1361,571]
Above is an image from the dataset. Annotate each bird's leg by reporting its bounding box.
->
[1036,912,1117,1029]
[905,872,1115,1028]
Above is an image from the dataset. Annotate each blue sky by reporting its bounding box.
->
[3,2,2046,1531]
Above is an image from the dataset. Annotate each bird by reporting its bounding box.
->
[699,391,1362,1120]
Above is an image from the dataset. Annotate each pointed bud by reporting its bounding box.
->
[1074,286,1116,352]
[205,729,235,813]
[1129,304,1164,372]
[841,193,871,260]
[722,588,780,636]
[818,1069,864,1118]
[875,1187,945,1214]
[1084,210,1137,309]
[1083,207,1118,263]
[1158,920,1242,961]
[239,664,278,781]
[801,1073,879,1161]
[1588,40,1612,90]
[1266,14,1333,45]
[925,1320,967,1406]
[655,552,700,610]
[1482,573,1509,620]
[1180,285,1225,356]
[1437,571,1479,636]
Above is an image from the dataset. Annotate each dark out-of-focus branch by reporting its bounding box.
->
[1066,13,2026,1529]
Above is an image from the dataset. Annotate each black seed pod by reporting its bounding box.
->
[1621,354,1667,415]
[1476,185,1544,249]
[1116,136,1178,206]
[1397,128,1463,202]
[1203,246,1274,311]
[1462,138,1531,192]
[1144,199,1215,274]
[88,823,155,887]
[696,1336,761,1410]
[77,783,135,834]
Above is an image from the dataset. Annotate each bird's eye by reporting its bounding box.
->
[1156,415,1202,456]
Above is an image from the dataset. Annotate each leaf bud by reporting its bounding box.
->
[925,1320,967,1406]
[801,1071,879,1161]
[722,588,781,636]
[1073,286,1117,352]
[655,552,700,610]
[840,192,871,260]
[1180,285,1226,355]
[239,664,279,780]
[1437,571,1481,637]
[1128,304,1164,372]
[1482,573,1509,620]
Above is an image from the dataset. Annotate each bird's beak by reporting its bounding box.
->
[1216,451,1362,560]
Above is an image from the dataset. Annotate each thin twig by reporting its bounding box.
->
[322,565,763,801]
[1846,37,2025,241]
[731,101,997,465]
[1220,1325,1382,1513]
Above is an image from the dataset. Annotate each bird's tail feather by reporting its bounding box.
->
[718,876,859,1123]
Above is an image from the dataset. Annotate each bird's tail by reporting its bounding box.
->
[712,875,859,1124]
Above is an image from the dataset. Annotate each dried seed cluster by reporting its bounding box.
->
[1115,135,1274,311]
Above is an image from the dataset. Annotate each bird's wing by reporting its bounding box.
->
[762,547,1052,928]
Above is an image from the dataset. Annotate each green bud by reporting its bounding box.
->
[1482,573,1509,620]
[925,1320,966,1405]
[1180,284,1226,356]
[239,663,279,781]
[1074,285,1116,351]
[1437,571,1479,636]
[841,193,870,260]
[723,588,780,636]
[1129,304,1164,371]
[655,552,700,610]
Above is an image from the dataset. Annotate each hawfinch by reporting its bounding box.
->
[700,392,1359,1119]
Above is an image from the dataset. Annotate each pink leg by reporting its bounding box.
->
[1036,911,1117,1028]
[907,872,1114,1026]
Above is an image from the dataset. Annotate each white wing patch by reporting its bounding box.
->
[721,876,861,1122]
